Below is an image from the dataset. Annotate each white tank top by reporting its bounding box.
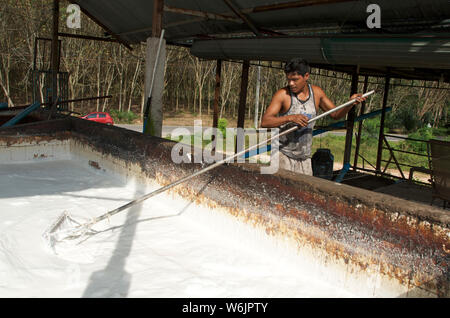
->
[276,84,317,160]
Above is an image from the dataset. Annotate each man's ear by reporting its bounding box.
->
[304,73,310,81]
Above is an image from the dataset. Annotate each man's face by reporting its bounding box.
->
[286,72,309,94]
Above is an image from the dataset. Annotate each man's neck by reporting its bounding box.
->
[297,84,309,98]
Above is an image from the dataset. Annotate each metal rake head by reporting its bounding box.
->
[42,211,95,252]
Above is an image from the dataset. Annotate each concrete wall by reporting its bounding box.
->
[1,118,448,297]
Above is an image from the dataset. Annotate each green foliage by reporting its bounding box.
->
[218,118,228,137]
[360,118,388,146]
[400,110,422,132]
[313,133,428,171]
[384,112,398,131]
[404,127,433,154]
[432,126,449,138]
[385,109,420,133]
[402,127,450,155]
[109,110,138,124]
[312,135,346,163]
[386,94,423,132]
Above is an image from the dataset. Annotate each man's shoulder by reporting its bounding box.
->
[310,84,326,98]
[272,87,291,101]
[310,84,324,93]
[272,87,291,111]
[276,86,291,96]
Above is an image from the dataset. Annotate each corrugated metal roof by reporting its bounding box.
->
[74,0,450,44]
[190,35,450,81]
[73,0,450,80]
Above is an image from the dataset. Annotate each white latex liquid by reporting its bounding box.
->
[0,159,355,297]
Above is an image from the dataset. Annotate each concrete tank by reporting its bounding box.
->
[0,118,448,297]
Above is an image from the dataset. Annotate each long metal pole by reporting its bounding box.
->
[353,75,368,169]
[376,76,390,173]
[343,68,359,165]
[88,90,375,225]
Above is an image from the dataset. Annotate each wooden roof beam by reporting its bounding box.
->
[73,1,133,50]
[241,0,358,14]
[164,5,241,23]
[222,0,262,36]
[58,32,120,43]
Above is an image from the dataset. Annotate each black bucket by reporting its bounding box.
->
[312,148,334,180]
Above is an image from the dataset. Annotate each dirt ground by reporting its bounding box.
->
[135,113,257,128]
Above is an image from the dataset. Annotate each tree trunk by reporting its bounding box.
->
[103,65,114,112]
[96,55,101,111]
[207,80,211,115]
[198,85,203,118]
[0,80,14,107]
[129,59,141,112]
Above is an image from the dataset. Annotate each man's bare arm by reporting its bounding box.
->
[316,86,366,120]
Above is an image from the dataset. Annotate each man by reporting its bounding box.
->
[261,58,366,175]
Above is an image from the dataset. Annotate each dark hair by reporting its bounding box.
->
[284,58,310,76]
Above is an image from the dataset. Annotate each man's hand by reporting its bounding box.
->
[288,114,309,127]
[350,93,367,105]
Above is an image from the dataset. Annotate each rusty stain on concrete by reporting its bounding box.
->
[89,160,101,170]
[33,154,48,159]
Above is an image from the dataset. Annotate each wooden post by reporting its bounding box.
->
[49,0,59,118]
[343,68,359,165]
[236,60,250,154]
[254,65,261,128]
[353,75,368,169]
[237,60,250,129]
[152,0,163,37]
[143,0,165,136]
[376,75,391,173]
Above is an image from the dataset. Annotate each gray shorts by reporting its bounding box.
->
[277,151,313,176]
